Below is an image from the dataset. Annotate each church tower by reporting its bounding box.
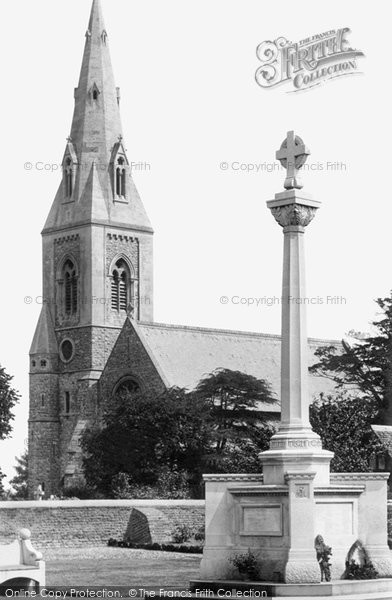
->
[28,0,153,497]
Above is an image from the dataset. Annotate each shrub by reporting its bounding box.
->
[345,559,378,580]
[108,538,118,547]
[172,524,193,543]
[111,468,191,500]
[194,525,205,542]
[229,549,259,580]
[106,538,203,554]
[62,484,102,499]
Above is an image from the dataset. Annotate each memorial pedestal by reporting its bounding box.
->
[198,472,392,587]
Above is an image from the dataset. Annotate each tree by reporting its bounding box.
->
[194,368,276,466]
[81,387,212,497]
[9,451,28,499]
[309,295,392,416]
[310,393,384,472]
[82,369,277,498]
[0,365,19,438]
[216,429,275,474]
[0,365,20,495]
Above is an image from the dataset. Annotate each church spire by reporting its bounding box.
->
[87,0,105,32]
[70,0,122,200]
[43,0,152,233]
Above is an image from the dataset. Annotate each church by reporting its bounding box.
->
[28,0,336,498]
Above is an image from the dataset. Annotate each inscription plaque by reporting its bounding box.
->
[240,504,283,536]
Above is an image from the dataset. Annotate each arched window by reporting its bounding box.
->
[65,157,73,197]
[111,258,132,312]
[63,259,78,315]
[116,157,126,197]
[114,378,140,398]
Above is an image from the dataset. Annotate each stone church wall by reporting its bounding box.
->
[99,320,166,406]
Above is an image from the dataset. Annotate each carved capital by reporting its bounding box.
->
[270,204,318,228]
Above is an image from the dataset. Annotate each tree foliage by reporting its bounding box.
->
[0,364,20,495]
[82,369,277,498]
[310,394,384,472]
[82,387,212,497]
[214,430,275,474]
[0,365,19,440]
[195,368,276,459]
[309,295,392,412]
[9,451,28,499]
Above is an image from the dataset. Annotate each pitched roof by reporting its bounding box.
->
[134,320,339,412]
[30,304,58,355]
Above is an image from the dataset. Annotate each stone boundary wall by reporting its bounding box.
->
[0,499,205,549]
[2,498,388,550]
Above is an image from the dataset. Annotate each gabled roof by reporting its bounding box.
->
[126,320,339,411]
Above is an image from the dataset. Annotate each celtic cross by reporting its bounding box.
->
[276,130,310,190]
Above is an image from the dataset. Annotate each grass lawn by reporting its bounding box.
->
[46,547,201,589]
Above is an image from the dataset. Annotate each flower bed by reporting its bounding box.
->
[108,538,203,554]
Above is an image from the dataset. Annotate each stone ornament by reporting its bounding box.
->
[270,204,317,228]
[315,535,332,582]
[276,130,310,190]
[0,528,45,588]
[294,484,309,498]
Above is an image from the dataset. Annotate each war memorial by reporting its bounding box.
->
[192,133,392,598]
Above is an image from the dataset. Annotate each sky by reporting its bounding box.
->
[0,0,390,483]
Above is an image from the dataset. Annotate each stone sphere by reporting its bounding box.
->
[19,528,31,540]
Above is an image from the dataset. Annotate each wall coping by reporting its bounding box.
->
[330,473,390,481]
[0,499,205,509]
[203,474,264,482]
[203,472,389,483]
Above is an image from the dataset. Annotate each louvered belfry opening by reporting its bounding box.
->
[64,259,78,315]
[111,259,130,312]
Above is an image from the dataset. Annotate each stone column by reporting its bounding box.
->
[260,134,333,486]
[275,192,318,432]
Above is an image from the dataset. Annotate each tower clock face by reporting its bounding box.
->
[60,339,74,362]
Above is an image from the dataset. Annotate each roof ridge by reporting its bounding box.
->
[136,320,339,345]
